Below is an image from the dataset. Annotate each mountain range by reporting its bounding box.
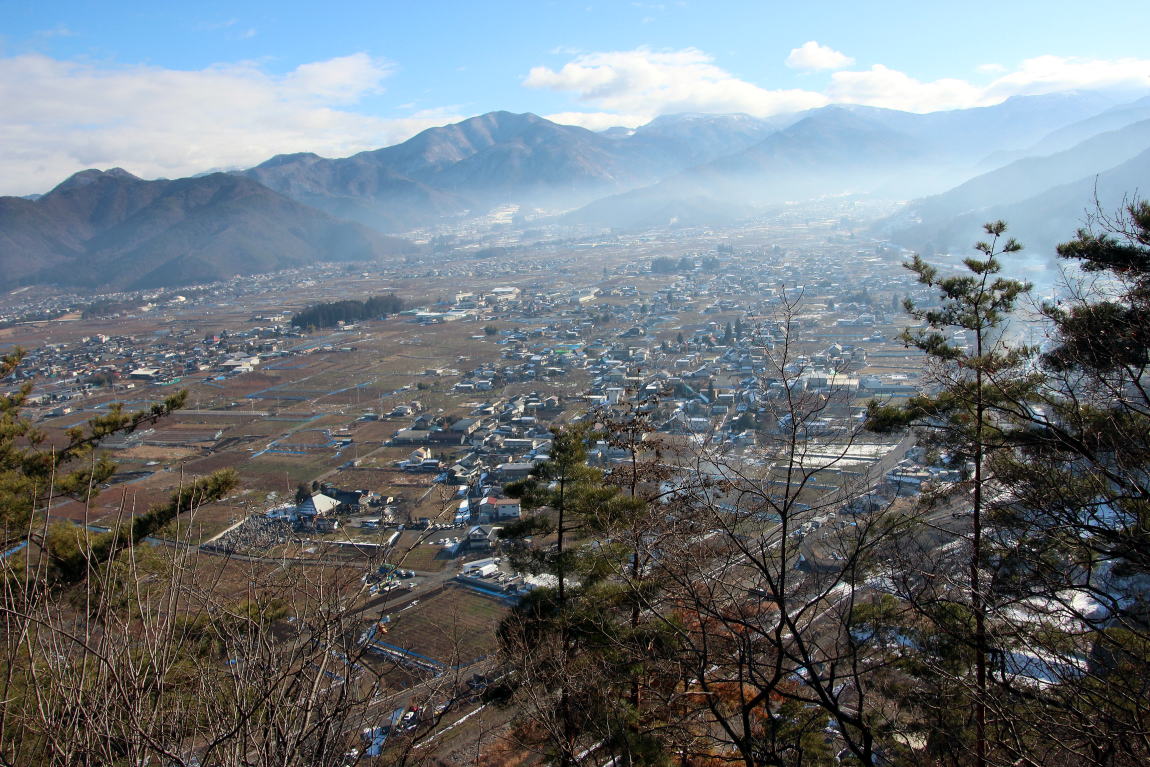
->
[881,102,1150,255]
[0,170,411,291]
[240,110,789,231]
[3,89,1149,291]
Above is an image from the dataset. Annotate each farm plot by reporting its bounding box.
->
[273,428,338,450]
[200,372,284,398]
[387,540,454,573]
[150,500,253,545]
[116,445,200,462]
[376,586,508,669]
[180,451,253,475]
[48,472,192,525]
[311,386,398,407]
[170,413,261,428]
[267,368,366,392]
[223,417,314,438]
[141,425,225,447]
[263,357,323,372]
[241,453,341,492]
[322,466,405,492]
[345,420,404,444]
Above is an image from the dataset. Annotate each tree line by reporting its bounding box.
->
[651,255,721,274]
[290,293,404,329]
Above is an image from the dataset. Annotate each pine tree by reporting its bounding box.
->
[498,423,686,765]
[981,201,1150,763]
[867,222,1032,767]
[499,426,617,763]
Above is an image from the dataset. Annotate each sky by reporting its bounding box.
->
[2,0,1149,195]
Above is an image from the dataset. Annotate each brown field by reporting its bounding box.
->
[220,417,311,437]
[376,445,429,461]
[378,586,508,667]
[345,420,403,443]
[48,473,201,524]
[145,426,225,443]
[305,414,354,429]
[409,489,466,524]
[180,451,251,474]
[323,466,402,490]
[277,428,333,446]
[240,454,339,491]
[169,549,369,611]
[389,538,455,573]
[163,503,249,544]
[167,410,258,424]
[117,445,200,461]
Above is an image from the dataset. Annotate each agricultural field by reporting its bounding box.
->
[375,586,509,669]
[388,537,457,573]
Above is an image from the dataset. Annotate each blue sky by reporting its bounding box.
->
[3,0,1149,194]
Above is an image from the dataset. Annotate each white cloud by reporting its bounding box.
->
[785,41,854,72]
[544,111,650,131]
[524,47,827,123]
[827,56,1150,113]
[283,53,391,104]
[983,55,1150,100]
[0,53,460,196]
[828,65,985,112]
[527,47,1150,126]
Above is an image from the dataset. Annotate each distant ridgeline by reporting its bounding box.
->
[291,294,404,329]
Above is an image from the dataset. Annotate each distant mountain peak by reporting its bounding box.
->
[455,111,550,131]
[256,152,324,169]
[478,110,544,122]
[49,167,141,195]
